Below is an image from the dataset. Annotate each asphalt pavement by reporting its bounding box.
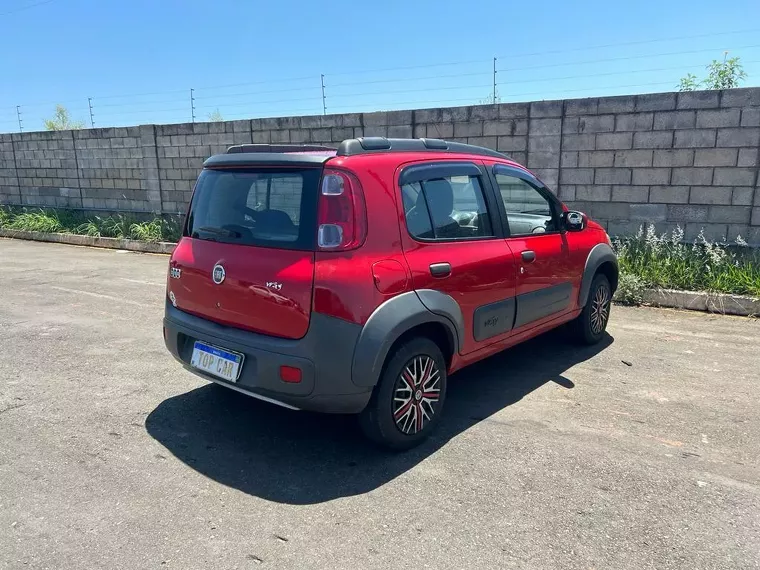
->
[1,238,758,569]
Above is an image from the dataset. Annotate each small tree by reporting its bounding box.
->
[677,73,700,92]
[208,109,224,121]
[704,54,747,89]
[44,105,84,131]
[677,53,747,91]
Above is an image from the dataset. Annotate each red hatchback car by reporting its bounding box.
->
[163,137,617,449]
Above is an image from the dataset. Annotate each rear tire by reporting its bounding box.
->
[571,274,612,345]
[359,337,447,451]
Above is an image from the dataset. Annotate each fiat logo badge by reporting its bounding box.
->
[212,264,226,285]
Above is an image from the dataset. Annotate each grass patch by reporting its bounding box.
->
[613,225,760,299]
[0,207,181,243]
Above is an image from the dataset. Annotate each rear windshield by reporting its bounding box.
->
[185,167,321,250]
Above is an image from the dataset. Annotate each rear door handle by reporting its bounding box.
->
[429,262,451,278]
[521,250,536,263]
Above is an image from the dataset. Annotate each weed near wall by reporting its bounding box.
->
[0,207,181,243]
[613,225,760,298]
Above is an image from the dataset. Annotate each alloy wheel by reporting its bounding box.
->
[590,284,611,335]
[392,355,441,435]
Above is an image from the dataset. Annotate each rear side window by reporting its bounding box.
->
[402,174,493,240]
[185,168,321,250]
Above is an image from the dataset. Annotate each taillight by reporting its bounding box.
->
[316,168,366,251]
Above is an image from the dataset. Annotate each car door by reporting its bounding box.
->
[486,162,577,331]
[397,160,519,355]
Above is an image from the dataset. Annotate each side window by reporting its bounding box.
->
[402,173,493,240]
[494,170,557,236]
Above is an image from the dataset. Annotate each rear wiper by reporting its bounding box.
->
[195,226,241,238]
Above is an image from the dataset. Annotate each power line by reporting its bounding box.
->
[327,70,490,89]
[326,59,486,77]
[0,0,57,17]
[14,99,88,109]
[194,94,325,110]
[89,77,318,102]
[495,27,760,60]
[193,85,320,102]
[502,80,676,99]
[498,44,760,73]
[329,96,500,112]
[94,107,189,116]
[93,88,189,101]
[193,75,317,93]
[11,31,760,118]
[329,83,493,101]
[494,60,760,87]
[326,28,760,77]
[95,97,185,109]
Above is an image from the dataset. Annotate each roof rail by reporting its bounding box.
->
[336,137,508,159]
[226,144,336,154]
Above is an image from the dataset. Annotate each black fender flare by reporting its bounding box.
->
[578,243,618,308]
[351,290,463,388]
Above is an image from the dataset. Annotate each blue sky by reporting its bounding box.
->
[1,0,759,132]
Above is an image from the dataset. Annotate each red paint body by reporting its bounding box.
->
[169,150,610,374]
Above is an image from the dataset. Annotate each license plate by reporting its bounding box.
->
[190,341,244,382]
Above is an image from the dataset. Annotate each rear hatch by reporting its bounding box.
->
[169,153,331,339]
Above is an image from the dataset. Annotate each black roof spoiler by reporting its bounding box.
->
[226,144,336,154]
[203,144,337,167]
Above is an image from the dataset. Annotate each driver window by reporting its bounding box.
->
[494,171,557,236]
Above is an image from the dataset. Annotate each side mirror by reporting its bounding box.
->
[563,210,586,232]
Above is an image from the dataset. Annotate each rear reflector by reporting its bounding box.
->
[279,365,302,383]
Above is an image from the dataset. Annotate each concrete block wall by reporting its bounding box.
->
[555,90,760,243]
[0,134,19,205]
[155,120,251,212]
[1,87,759,242]
[74,126,155,211]
[9,130,79,208]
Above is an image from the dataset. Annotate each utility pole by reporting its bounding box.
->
[493,57,497,103]
[190,88,196,123]
[320,74,326,115]
[88,97,95,128]
[16,106,23,132]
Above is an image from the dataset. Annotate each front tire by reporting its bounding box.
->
[359,337,447,451]
[572,274,612,345]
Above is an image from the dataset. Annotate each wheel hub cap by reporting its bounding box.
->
[393,356,441,435]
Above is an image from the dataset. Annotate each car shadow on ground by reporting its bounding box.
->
[146,329,612,505]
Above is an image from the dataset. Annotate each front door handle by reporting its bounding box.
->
[521,250,536,263]
[429,262,451,278]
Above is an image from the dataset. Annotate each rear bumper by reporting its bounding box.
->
[163,301,372,413]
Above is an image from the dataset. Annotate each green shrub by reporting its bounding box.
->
[129,219,164,242]
[76,220,102,237]
[0,207,178,244]
[613,225,760,297]
[614,273,646,305]
[7,210,64,233]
